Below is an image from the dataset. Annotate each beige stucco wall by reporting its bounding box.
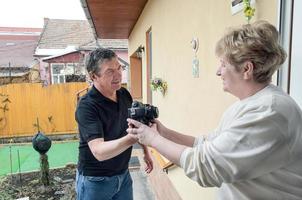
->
[128,0,278,199]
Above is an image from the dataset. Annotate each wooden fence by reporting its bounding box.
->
[0,82,89,138]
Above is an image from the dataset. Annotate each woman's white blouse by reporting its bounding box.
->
[180,84,302,200]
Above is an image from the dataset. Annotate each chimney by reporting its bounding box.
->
[43,18,49,26]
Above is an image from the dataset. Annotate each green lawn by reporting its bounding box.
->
[0,141,78,177]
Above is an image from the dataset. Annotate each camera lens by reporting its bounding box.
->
[153,107,159,118]
[132,101,139,107]
[128,101,159,125]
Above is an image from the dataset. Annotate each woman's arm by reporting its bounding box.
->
[153,119,196,147]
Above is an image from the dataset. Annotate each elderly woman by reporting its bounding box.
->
[127,21,302,199]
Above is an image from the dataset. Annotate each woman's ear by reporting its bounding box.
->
[243,61,254,80]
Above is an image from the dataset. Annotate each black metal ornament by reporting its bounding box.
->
[32,131,52,154]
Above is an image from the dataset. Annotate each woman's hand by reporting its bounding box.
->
[151,119,168,137]
[127,118,159,147]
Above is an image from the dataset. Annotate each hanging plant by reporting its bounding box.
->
[243,0,255,24]
[150,78,168,96]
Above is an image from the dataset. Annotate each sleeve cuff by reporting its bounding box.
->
[86,135,102,143]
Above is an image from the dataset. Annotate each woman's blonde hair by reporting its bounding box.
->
[215,21,287,83]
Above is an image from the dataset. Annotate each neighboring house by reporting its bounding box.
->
[80,0,302,200]
[0,27,42,85]
[42,50,87,84]
[34,18,128,85]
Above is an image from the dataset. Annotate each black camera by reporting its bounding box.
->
[128,101,159,125]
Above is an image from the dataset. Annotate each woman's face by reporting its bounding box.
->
[216,57,244,97]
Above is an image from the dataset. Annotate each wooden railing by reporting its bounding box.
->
[76,86,90,102]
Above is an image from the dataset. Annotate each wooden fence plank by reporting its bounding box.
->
[0,82,88,138]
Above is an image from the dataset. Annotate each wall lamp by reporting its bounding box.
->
[136,45,145,58]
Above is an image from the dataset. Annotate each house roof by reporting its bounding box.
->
[0,27,42,33]
[41,50,80,61]
[0,27,41,68]
[80,0,148,39]
[42,48,129,67]
[37,19,94,50]
[0,71,29,78]
[35,19,128,56]
[81,39,128,50]
[0,27,42,40]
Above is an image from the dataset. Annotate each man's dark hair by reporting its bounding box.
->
[86,48,117,75]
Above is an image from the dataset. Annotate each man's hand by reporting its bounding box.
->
[127,119,159,147]
[142,145,153,173]
[127,132,139,143]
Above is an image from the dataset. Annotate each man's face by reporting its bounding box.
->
[93,57,123,93]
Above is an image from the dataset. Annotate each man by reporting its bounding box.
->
[75,48,153,200]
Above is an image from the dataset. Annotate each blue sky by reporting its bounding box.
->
[0,0,86,28]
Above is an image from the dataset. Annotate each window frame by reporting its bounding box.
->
[50,63,66,84]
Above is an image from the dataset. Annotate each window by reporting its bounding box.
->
[50,63,86,84]
[51,63,65,84]
[65,63,76,75]
[74,63,86,75]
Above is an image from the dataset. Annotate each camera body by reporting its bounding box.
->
[128,101,159,125]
